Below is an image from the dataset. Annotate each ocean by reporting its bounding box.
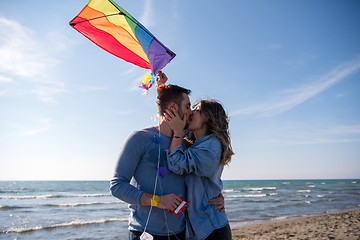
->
[1,180,359,239]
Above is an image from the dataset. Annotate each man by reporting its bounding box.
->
[110,72,223,240]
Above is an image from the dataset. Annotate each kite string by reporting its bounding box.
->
[142,125,184,240]
[142,125,162,235]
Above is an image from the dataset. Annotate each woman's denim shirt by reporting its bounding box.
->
[166,134,229,240]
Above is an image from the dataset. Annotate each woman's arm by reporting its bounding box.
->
[165,106,219,177]
[164,105,188,153]
[167,143,220,177]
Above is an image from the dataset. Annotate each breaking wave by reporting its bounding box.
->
[3,218,128,234]
[0,193,111,200]
[43,201,123,207]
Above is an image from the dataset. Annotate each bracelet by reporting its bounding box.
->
[173,136,182,139]
[151,195,160,207]
[157,84,165,89]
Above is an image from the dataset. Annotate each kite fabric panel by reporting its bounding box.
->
[69,0,175,74]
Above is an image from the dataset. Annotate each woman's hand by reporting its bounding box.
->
[157,194,183,212]
[208,193,225,212]
[164,105,188,135]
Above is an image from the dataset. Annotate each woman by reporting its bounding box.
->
[164,99,234,240]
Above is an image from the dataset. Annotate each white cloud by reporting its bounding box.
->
[140,0,155,27]
[80,85,111,92]
[267,43,282,50]
[260,123,360,146]
[0,17,67,103]
[285,52,318,68]
[8,118,52,137]
[119,67,150,92]
[0,17,50,78]
[324,124,360,135]
[114,110,137,115]
[122,68,137,76]
[0,75,12,83]
[335,92,348,99]
[263,138,359,146]
[31,84,67,104]
[231,57,360,117]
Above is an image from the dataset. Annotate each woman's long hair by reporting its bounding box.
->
[186,99,234,166]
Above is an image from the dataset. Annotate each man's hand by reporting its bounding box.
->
[158,194,183,212]
[140,192,183,212]
[156,71,168,86]
[208,193,225,212]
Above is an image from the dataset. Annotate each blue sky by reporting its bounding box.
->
[0,0,359,180]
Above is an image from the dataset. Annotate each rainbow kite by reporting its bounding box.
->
[69,0,176,75]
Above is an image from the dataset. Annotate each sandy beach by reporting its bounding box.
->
[231,209,360,240]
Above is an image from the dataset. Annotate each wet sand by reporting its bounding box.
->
[231,209,360,240]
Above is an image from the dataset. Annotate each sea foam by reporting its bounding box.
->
[4,218,128,234]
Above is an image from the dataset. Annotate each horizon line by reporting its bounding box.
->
[0,178,359,182]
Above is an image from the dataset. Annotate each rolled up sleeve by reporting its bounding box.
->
[166,138,221,177]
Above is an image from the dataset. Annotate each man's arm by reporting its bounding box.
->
[110,131,183,211]
[140,192,183,212]
[110,132,145,205]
